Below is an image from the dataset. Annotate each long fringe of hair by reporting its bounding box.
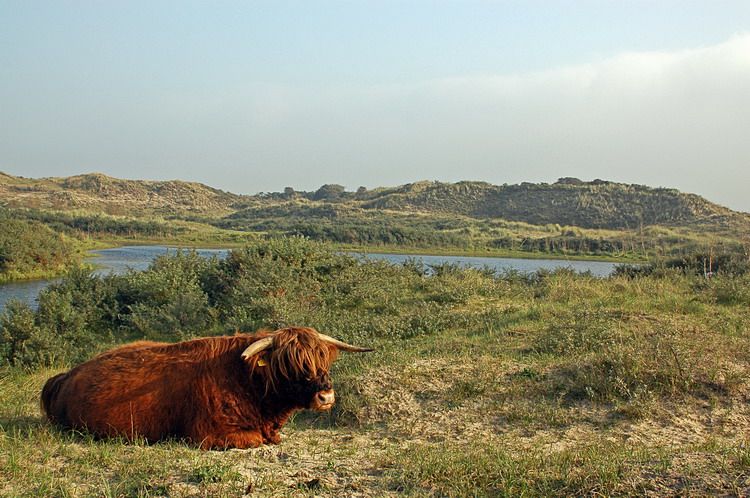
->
[247,328,338,395]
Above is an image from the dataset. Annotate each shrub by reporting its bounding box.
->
[120,251,218,340]
[0,300,56,367]
[535,310,739,404]
[0,210,78,280]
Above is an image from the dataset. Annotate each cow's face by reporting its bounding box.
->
[241,327,372,410]
[277,370,335,411]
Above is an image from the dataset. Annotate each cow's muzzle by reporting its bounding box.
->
[310,390,335,411]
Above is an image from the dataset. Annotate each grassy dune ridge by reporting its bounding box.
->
[0,238,749,496]
[3,173,750,268]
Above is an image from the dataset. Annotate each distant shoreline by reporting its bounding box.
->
[92,237,642,263]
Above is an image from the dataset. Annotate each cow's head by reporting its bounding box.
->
[241,327,372,411]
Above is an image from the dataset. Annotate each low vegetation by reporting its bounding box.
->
[1,238,748,496]
[0,209,81,282]
[3,172,750,263]
[16,209,187,239]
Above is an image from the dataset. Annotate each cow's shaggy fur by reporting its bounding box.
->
[41,327,351,449]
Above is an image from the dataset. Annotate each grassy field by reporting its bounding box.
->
[0,242,749,497]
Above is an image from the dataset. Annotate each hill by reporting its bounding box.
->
[314,179,744,230]
[1,172,748,259]
[0,172,244,215]
[1,172,746,230]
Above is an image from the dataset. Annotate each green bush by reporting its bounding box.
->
[0,210,78,280]
[121,251,217,340]
[16,208,185,238]
[0,300,55,367]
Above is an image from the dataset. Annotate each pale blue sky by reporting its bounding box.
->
[2,1,749,211]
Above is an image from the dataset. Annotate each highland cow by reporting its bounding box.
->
[40,327,372,449]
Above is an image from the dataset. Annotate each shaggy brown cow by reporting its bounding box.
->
[40,327,371,449]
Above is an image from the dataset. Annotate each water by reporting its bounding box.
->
[89,245,229,276]
[0,246,228,313]
[0,279,55,313]
[0,245,620,312]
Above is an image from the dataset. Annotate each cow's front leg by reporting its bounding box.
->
[197,430,264,450]
[261,411,293,445]
[262,429,281,445]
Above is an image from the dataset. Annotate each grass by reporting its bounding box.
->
[0,268,72,284]
[339,242,646,263]
[1,260,749,496]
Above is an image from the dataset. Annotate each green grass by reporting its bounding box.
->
[339,242,646,262]
[0,268,72,284]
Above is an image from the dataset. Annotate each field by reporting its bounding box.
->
[1,239,749,496]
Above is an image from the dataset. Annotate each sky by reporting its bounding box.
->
[1,1,749,212]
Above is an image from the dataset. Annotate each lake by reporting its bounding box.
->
[0,245,620,312]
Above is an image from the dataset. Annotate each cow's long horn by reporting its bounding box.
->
[240,337,274,360]
[317,333,373,352]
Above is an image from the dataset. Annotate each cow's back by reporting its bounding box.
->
[42,341,197,441]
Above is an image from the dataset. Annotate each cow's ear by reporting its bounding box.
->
[242,351,268,367]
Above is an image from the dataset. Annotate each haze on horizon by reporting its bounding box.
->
[1,1,749,212]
